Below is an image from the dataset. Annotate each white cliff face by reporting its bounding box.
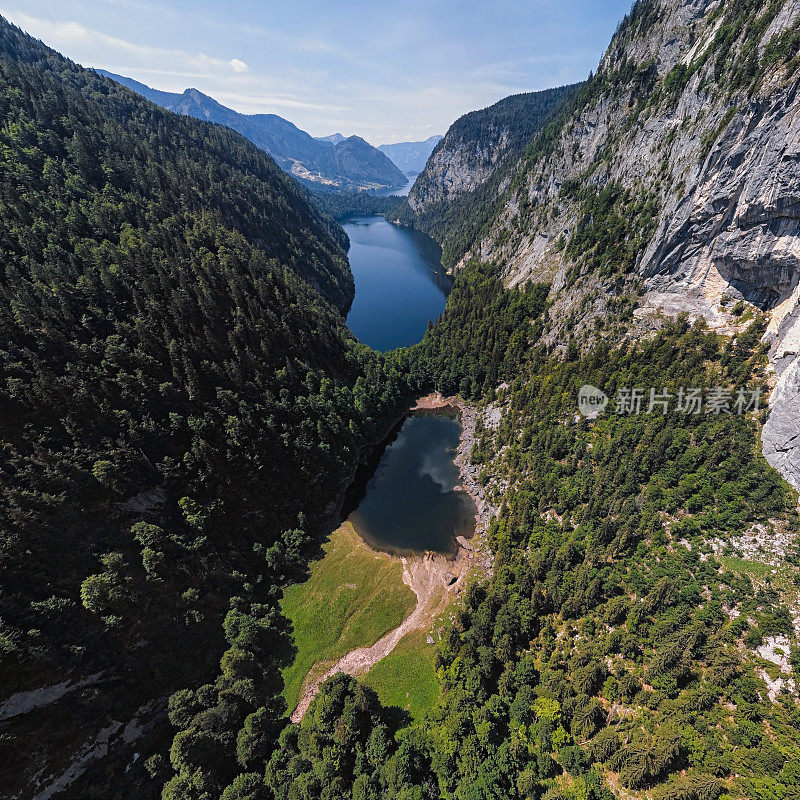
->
[764,272,800,491]
[642,73,800,316]
[465,0,800,490]
[641,71,800,490]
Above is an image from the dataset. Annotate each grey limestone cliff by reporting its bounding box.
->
[407,86,578,214]
[455,0,800,493]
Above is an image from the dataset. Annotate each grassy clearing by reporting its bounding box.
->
[719,555,777,578]
[361,628,439,722]
[361,569,483,723]
[281,521,416,711]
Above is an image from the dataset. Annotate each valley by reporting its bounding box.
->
[2,2,800,800]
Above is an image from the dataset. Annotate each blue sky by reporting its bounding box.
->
[2,0,633,144]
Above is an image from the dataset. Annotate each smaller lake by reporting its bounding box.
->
[344,216,450,351]
[343,412,476,556]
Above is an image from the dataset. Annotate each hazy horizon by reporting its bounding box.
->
[0,0,632,144]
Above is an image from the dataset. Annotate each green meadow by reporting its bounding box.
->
[281,522,416,710]
[362,628,440,722]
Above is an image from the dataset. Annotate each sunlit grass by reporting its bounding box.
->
[281,521,416,711]
[362,628,439,723]
[719,555,776,578]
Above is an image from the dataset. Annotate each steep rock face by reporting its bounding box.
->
[465,0,800,490]
[643,81,800,315]
[408,130,510,210]
[407,86,578,214]
[395,85,578,268]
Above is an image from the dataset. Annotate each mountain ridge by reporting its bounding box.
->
[395,84,580,266]
[0,17,407,798]
[95,70,407,192]
[444,0,800,494]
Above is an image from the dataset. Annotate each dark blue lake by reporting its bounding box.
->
[343,216,450,351]
[345,412,476,555]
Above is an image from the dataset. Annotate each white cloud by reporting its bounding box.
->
[213,91,348,114]
[229,58,248,73]
[1,9,229,75]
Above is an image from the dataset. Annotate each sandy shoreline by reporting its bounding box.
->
[290,394,496,722]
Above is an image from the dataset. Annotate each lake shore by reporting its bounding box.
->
[289,395,496,722]
[413,393,496,577]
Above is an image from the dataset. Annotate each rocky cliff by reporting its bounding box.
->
[407,86,578,213]
[443,0,800,492]
[393,85,577,267]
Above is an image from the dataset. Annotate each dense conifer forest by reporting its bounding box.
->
[309,190,404,221]
[2,2,800,799]
[262,269,800,800]
[0,17,408,798]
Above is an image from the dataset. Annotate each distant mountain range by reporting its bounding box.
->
[316,134,443,175]
[378,136,443,174]
[316,133,442,175]
[96,71,407,192]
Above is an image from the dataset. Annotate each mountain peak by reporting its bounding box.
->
[316,132,346,144]
[98,74,406,191]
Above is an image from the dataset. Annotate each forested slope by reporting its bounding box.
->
[395,85,579,267]
[0,43,354,312]
[265,255,800,800]
[0,17,407,799]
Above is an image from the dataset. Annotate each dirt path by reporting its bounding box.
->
[290,394,496,723]
[290,551,463,722]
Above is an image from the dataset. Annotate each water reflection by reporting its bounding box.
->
[343,412,476,556]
